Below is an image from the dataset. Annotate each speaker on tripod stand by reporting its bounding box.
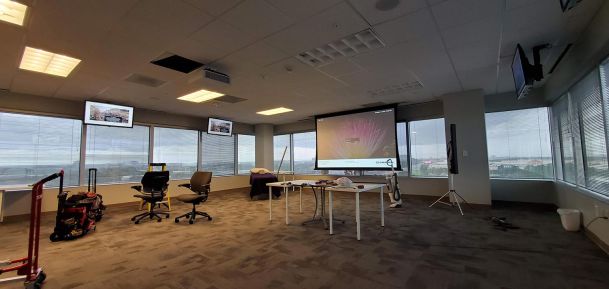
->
[429,124,469,215]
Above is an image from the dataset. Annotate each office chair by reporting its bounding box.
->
[175,171,213,224]
[131,171,170,224]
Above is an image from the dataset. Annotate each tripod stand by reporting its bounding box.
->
[429,173,469,215]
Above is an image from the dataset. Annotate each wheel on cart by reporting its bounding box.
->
[49,232,61,242]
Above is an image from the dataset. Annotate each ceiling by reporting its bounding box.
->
[0,0,603,124]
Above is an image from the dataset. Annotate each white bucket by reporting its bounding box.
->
[557,208,581,231]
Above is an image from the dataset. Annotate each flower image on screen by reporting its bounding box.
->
[316,106,399,170]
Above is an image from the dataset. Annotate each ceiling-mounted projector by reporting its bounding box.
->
[204,68,230,84]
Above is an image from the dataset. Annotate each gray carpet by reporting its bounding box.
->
[1,188,608,289]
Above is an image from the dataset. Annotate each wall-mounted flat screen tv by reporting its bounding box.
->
[84,101,134,128]
[207,117,233,136]
[512,44,534,100]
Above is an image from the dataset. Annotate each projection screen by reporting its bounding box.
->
[315,105,401,170]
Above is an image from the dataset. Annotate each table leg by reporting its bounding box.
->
[299,186,302,213]
[356,191,360,241]
[329,190,333,235]
[0,190,4,223]
[268,186,272,222]
[380,186,385,227]
[285,187,289,225]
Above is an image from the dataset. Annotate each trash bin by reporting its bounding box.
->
[557,209,581,231]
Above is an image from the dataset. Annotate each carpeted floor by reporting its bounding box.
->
[1,188,609,289]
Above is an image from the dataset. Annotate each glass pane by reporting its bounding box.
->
[274,135,291,172]
[365,122,408,176]
[153,127,198,180]
[409,118,447,177]
[0,112,81,187]
[485,108,554,179]
[293,132,318,174]
[237,134,255,174]
[85,125,149,184]
[201,133,235,176]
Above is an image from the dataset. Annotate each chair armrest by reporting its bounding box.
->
[178,183,191,189]
[131,185,142,192]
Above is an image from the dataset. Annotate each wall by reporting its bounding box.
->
[491,179,556,204]
[555,182,609,249]
[3,175,251,216]
[0,91,255,134]
[442,90,492,205]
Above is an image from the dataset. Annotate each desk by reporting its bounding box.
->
[327,184,385,240]
[266,181,303,224]
[267,180,385,240]
[0,186,30,223]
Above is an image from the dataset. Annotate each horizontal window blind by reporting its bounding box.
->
[201,133,235,176]
[409,118,447,177]
[237,134,255,174]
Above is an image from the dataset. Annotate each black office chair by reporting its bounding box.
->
[131,171,170,224]
[175,171,213,224]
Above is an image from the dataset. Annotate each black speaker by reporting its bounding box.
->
[447,124,459,175]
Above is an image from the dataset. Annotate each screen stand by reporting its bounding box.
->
[428,173,469,215]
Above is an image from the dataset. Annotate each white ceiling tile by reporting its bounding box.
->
[449,40,499,72]
[266,2,369,56]
[0,25,24,89]
[10,72,64,97]
[348,0,427,25]
[458,65,498,94]
[431,0,501,30]
[441,17,500,49]
[220,0,293,39]
[216,41,289,77]
[182,0,243,16]
[317,58,365,78]
[187,20,256,62]
[265,0,342,21]
[373,8,437,46]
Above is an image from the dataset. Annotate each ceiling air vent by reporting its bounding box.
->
[215,95,247,103]
[296,29,385,68]
[368,81,424,97]
[151,54,203,74]
[124,73,166,88]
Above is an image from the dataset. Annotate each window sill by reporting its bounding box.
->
[490,178,555,182]
[555,180,609,204]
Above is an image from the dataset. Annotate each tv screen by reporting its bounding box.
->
[84,101,134,128]
[207,117,233,136]
[315,105,400,171]
[512,44,532,99]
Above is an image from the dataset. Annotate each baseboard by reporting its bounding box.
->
[585,228,609,256]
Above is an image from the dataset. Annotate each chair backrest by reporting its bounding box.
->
[190,171,212,194]
[141,171,170,196]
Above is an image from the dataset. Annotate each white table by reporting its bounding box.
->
[267,180,385,240]
[266,181,304,224]
[327,183,385,240]
[0,186,30,223]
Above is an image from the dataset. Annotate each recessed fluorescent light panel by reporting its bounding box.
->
[0,0,27,26]
[19,47,81,77]
[257,107,293,116]
[177,89,224,103]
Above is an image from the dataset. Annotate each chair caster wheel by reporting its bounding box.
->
[189,220,194,224]
[131,217,136,221]
[157,218,162,222]
[135,221,140,224]
[208,217,212,221]
[166,215,170,218]
[175,218,179,223]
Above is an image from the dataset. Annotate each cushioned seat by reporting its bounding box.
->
[175,171,212,224]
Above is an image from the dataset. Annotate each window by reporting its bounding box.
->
[85,125,149,184]
[153,127,198,180]
[0,112,81,187]
[293,132,318,174]
[571,70,609,193]
[552,95,577,183]
[237,134,255,174]
[201,133,235,176]
[409,118,447,177]
[485,108,553,179]
[274,134,291,172]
